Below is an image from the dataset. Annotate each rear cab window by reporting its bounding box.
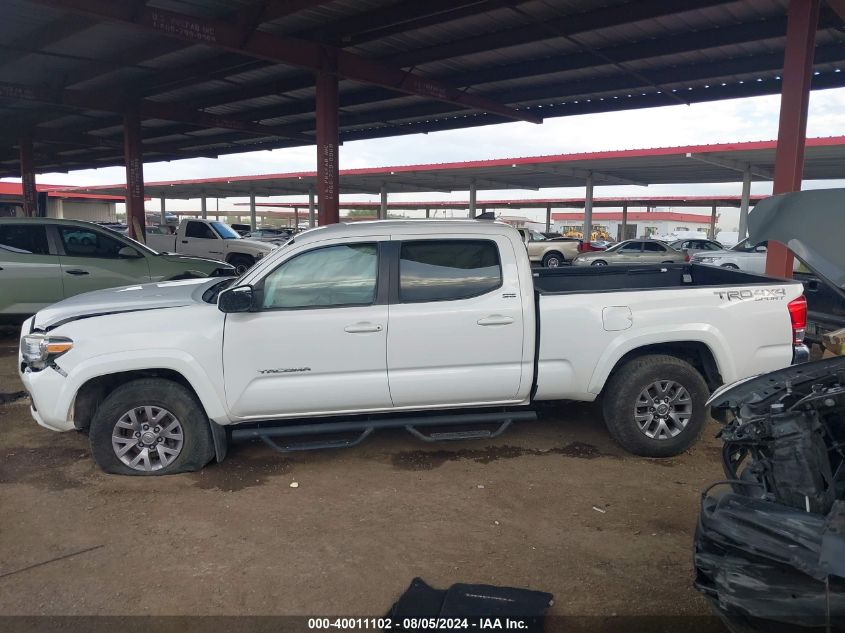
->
[399,240,502,302]
[0,224,51,255]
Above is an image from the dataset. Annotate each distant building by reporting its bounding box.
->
[0,182,120,222]
[552,210,715,241]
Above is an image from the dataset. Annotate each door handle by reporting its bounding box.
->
[477,315,514,326]
[344,322,383,334]
[181,240,189,244]
[65,269,89,276]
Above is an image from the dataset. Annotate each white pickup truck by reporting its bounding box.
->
[146,218,275,274]
[18,220,808,475]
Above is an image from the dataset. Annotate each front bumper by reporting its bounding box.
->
[19,366,76,432]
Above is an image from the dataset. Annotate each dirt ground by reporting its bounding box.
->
[0,328,726,621]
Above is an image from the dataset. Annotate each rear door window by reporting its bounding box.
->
[399,240,501,302]
[0,224,50,254]
[58,226,124,258]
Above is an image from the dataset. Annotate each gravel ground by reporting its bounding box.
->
[0,328,726,625]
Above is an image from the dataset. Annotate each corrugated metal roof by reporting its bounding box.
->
[1,0,844,177]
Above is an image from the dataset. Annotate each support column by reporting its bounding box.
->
[308,187,316,227]
[123,110,146,242]
[766,0,819,278]
[545,204,552,233]
[316,48,340,225]
[294,207,300,228]
[583,172,594,243]
[19,136,37,217]
[709,205,718,239]
[738,165,752,241]
[621,203,628,241]
[379,183,388,220]
[249,192,257,230]
[160,197,166,226]
[200,194,207,219]
[425,207,430,219]
[468,179,477,219]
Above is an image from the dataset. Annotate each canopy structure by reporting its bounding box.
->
[2,0,840,275]
[58,136,844,238]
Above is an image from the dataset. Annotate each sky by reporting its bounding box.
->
[11,86,845,230]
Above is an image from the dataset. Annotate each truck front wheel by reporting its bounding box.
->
[228,254,255,275]
[601,354,709,457]
[89,378,214,475]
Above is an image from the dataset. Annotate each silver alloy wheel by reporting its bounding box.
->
[592,260,607,266]
[633,380,692,440]
[234,262,250,275]
[545,256,561,268]
[111,406,184,472]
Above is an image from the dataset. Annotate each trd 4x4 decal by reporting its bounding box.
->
[713,288,786,302]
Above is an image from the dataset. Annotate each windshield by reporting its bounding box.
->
[731,239,765,252]
[211,221,241,239]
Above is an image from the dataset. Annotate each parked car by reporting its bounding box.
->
[0,218,234,323]
[145,218,275,275]
[19,219,808,475]
[743,187,845,351]
[668,238,723,254]
[572,239,686,266]
[697,357,845,631]
[690,239,774,272]
[516,228,580,267]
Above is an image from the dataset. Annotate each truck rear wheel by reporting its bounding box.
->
[228,254,255,275]
[601,354,709,457]
[542,251,565,268]
[89,378,214,475]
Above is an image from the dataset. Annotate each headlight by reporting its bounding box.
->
[21,334,73,370]
[697,257,716,263]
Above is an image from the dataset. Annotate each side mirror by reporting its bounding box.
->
[755,245,768,253]
[118,246,142,258]
[218,285,255,313]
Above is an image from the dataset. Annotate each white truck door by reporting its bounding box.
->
[387,235,525,408]
[181,221,224,259]
[222,239,391,419]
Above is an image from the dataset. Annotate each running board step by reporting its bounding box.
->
[404,420,512,443]
[230,411,536,454]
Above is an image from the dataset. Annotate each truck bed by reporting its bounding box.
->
[533,263,778,294]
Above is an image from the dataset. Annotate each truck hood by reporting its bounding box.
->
[156,252,234,270]
[229,239,276,254]
[32,277,223,331]
[747,188,845,292]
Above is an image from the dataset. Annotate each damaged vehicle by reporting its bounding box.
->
[695,189,845,632]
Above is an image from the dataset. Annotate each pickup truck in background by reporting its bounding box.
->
[146,218,275,274]
[19,219,807,475]
[516,228,580,267]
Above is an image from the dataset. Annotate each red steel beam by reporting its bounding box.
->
[32,0,540,125]
[19,137,38,217]
[316,50,340,226]
[123,110,146,243]
[766,0,819,278]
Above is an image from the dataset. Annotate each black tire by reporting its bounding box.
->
[591,260,608,267]
[89,378,214,475]
[601,354,709,457]
[720,263,739,270]
[228,254,255,275]
[542,251,565,268]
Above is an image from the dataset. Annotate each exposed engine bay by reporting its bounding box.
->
[695,357,845,631]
